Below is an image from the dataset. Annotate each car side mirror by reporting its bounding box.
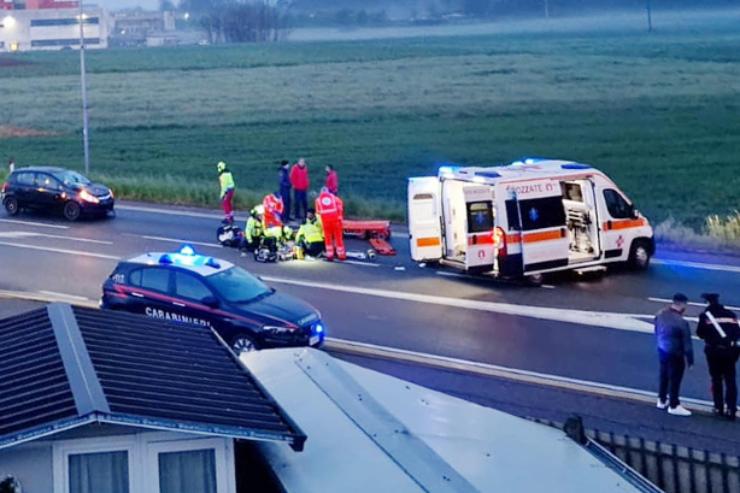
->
[202,296,220,309]
[630,208,639,220]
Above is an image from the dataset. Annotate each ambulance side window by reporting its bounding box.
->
[140,268,171,293]
[505,200,521,231]
[603,189,632,219]
[519,197,566,231]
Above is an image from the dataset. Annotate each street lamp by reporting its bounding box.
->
[78,1,91,175]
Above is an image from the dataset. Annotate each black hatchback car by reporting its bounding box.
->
[100,246,326,355]
[1,166,114,221]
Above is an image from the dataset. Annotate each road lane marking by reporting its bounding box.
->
[653,258,740,274]
[0,241,121,260]
[325,338,714,412]
[648,297,740,312]
[262,275,654,333]
[342,259,380,268]
[0,231,112,245]
[139,235,221,248]
[117,204,246,223]
[39,291,92,302]
[0,218,69,229]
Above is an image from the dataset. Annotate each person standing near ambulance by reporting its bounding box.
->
[325,164,339,195]
[315,187,345,261]
[290,158,310,222]
[217,161,236,224]
[697,293,739,421]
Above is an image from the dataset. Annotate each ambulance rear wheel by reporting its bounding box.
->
[628,241,651,271]
[525,273,544,286]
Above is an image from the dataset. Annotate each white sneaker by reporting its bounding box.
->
[656,398,668,410]
[668,405,692,416]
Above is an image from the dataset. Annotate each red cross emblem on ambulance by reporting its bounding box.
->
[616,235,625,249]
[478,250,486,259]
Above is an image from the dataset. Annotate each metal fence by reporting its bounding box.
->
[533,418,740,493]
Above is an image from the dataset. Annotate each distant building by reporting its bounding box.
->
[0,3,110,52]
[110,9,176,48]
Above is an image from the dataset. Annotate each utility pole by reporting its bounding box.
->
[544,0,550,18]
[79,0,91,175]
[646,0,653,32]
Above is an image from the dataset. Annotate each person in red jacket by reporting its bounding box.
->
[325,164,339,195]
[315,187,345,261]
[262,191,284,229]
[290,158,310,222]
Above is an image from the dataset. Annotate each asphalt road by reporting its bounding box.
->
[0,202,739,409]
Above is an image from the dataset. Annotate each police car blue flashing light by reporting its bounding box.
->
[315,323,325,334]
[179,244,196,256]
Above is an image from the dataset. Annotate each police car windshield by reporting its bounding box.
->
[54,170,91,187]
[208,266,272,303]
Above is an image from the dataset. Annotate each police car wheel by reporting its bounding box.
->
[3,197,19,216]
[628,241,651,270]
[231,334,258,355]
[63,201,81,221]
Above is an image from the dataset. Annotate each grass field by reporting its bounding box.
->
[1,14,739,240]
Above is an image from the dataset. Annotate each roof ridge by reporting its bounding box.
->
[47,303,111,416]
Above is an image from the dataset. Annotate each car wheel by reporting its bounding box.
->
[3,197,19,216]
[525,273,544,286]
[230,334,258,356]
[628,241,651,271]
[63,201,81,221]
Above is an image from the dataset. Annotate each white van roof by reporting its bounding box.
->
[436,158,611,185]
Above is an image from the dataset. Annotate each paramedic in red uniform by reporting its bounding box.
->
[262,191,284,229]
[315,187,346,261]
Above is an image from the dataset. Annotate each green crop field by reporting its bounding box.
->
[1,15,740,237]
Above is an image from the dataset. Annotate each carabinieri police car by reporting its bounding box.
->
[100,246,325,355]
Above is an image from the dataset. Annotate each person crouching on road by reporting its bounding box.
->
[296,209,324,258]
[697,293,739,421]
[315,187,345,261]
[217,161,236,224]
[654,293,694,416]
[241,206,265,253]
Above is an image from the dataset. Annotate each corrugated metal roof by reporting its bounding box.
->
[0,304,305,451]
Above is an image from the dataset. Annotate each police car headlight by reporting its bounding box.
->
[263,325,297,335]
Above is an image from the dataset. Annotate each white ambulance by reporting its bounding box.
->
[408,159,654,282]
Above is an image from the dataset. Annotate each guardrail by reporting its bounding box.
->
[536,417,740,493]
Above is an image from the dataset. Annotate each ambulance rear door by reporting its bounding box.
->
[506,179,570,274]
[408,177,443,262]
[464,185,496,271]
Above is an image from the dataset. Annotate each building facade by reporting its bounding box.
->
[0,1,109,52]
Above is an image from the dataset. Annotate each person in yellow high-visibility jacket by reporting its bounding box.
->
[217,161,236,223]
[295,209,325,258]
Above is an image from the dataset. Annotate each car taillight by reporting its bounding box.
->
[1,182,8,193]
[493,227,507,257]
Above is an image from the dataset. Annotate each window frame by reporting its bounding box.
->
[53,433,235,493]
[173,270,214,303]
[602,188,633,219]
[138,267,173,294]
[14,172,37,187]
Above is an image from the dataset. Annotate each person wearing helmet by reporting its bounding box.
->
[241,206,264,253]
[315,186,345,261]
[296,209,325,258]
[217,161,236,224]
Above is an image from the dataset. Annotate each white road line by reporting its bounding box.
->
[39,290,91,301]
[324,338,714,411]
[648,297,740,312]
[262,275,654,333]
[117,204,246,223]
[653,258,740,274]
[0,231,112,245]
[139,235,222,248]
[0,218,69,230]
[342,259,380,268]
[541,284,556,289]
[0,241,121,260]
[436,271,467,278]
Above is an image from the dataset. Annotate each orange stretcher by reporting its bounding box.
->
[343,220,396,256]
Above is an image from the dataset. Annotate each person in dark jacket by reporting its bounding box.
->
[278,160,292,222]
[654,293,694,416]
[697,293,739,421]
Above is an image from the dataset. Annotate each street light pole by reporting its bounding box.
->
[646,0,653,32]
[78,0,90,175]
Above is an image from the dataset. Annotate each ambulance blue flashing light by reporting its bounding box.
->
[561,163,591,170]
[475,171,501,179]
